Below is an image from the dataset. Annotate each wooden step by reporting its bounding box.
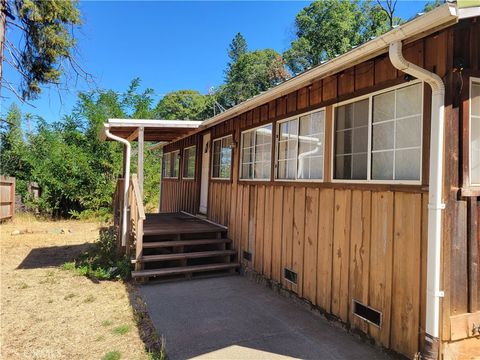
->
[143,238,231,249]
[139,250,236,263]
[132,263,239,278]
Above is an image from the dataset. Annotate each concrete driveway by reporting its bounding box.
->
[138,276,394,360]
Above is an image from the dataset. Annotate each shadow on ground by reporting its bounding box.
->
[16,243,92,269]
[135,275,398,360]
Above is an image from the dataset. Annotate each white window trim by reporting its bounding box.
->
[274,107,326,183]
[470,77,480,186]
[239,123,273,181]
[163,150,180,179]
[331,80,424,185]
[182,146,196,180]
[211,134,233,181]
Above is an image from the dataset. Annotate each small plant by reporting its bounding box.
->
[101,319,113,327]
[95,335,105,342]
[102,350,121,360]
[61,227,131,280]
[112,324,130,335]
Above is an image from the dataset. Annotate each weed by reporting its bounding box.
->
[101,320,113,327]
[64,293,76,300]
[95,335,105,342]
[112,324,130,335]
[102,350,121,360]
[61,227,131,280]
[83,295,95,303]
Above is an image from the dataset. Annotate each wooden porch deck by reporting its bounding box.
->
[143,212,226,236]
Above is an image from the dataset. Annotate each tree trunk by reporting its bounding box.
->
[0,0,6,97]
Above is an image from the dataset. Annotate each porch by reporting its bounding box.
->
[105,118,239,280]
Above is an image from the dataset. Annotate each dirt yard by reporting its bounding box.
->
[0,215,151,360]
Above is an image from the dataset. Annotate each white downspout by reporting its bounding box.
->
[389,41,445,358]
[104,124,131,247]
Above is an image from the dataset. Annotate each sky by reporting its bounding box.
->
[2,0,429,123]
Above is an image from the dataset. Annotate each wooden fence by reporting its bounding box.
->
[0,176,15,220]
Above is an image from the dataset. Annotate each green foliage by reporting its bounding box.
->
[0,79,162,217]
[112,324,130,335]
[155,90,213,120]
[423,0,444,12]
[283,0,391,74]
[6,0,82,100]
[221,49,290,107]
[62,227,131,280]
[102,351,121,360]
[228,32,248,64]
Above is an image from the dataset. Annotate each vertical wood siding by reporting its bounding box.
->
[158,20,480,358]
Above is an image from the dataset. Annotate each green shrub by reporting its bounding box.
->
[102,350,121,360]
[62,227,131,280]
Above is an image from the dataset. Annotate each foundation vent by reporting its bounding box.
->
[242,251,252,261]
[352,300,382,327]
[284,268,297,284]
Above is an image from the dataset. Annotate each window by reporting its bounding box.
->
[212,135,233,179]
[276,109,325,180]
[334,99,369,179]
[471,78,480,185]
[333,82,423,183]
[162,150,179,178]
[183,146,196,179]
[240,124,272,180]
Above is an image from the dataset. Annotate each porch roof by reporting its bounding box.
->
[102,118,203,142]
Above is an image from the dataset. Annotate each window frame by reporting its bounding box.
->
[469,77,480,187]
[331,80,424,185]
[211,134,234,181]
[182,145,196,180]
[239,123,273,181]
[162,150,180,179]
[274,108,326,183]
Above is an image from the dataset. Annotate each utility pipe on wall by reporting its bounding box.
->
[389,41,446,359]
[104,125,131,247]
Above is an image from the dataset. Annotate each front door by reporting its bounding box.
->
[199,133,210,214]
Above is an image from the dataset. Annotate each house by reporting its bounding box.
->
[103,3,480,359]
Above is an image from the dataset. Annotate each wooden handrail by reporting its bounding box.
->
[128,174,145,271]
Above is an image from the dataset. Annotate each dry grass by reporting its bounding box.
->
[0,214,150,360]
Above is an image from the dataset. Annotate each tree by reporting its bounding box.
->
[423,0,443,12]
[221,49,290,107]
[283,0,391,74]
[1,0,87,101]
[227,32,247,64]
[155,90,213,120]
[375,0,400,29]
[0,103,31,196]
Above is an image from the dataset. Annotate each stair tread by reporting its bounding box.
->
[143,238,231,248]
[132,263,239,277]
[140,250,236,262]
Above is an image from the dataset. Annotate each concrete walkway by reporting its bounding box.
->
[138,276,394,360]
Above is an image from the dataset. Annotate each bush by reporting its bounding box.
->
[62,227,131,280]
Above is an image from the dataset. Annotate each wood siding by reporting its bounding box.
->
[158,19,480,359]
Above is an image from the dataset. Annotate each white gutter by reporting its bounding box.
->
[389,41,445,358]
[200,3,457,131]
[104,124,131,247]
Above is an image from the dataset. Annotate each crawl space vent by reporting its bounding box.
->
[352,300,382,327]
[284,268,298,284]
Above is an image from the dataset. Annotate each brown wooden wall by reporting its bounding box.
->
[226,184,428,357]
[159,18,480,359]
[441,17,480,358]
[160,134,202,214]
